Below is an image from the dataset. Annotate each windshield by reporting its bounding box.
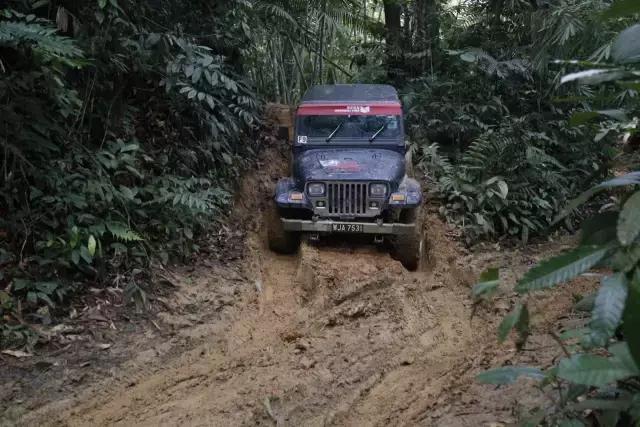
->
[296,114,402,144]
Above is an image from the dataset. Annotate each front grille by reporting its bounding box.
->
[327,182,367,215]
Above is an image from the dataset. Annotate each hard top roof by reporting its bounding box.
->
[300,84,399,104]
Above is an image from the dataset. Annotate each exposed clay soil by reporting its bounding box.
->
[1,138,597,427]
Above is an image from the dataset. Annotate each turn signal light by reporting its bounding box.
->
[391,193,406,201]
[289,192,304,201]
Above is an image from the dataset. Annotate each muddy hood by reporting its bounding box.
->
[294,148,405,183]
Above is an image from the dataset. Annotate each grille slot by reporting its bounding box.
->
[327,182,367,215]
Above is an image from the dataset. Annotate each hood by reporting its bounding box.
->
[294,148,405,183]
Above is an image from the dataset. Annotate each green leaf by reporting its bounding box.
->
[612,24,640,64]
[87,235,97,257]
[80,245,92,263]
[623,274,640,368]
[569,398,632,412]
[570,111,600,126]
[35,282,58,294]
[630,394,640,421]
[589,274,628,346]
[602,0,640,19]
[471,267,499,301]
[496,180,508,199]
[515,246,610,293]
[460,52,477,62]
[609,341,640,374]
[12,279,30,291]
[37,292,55,307]
[561,69,631,85]
[476,366,544,385]
[618,191,640,246]
[498,303,528,344]
[555,172,640,223]
[27,291,37,304]
[570,110,628,126]
[71,250,80,265]
[192,67,202,84]
[119,143,139,153]
[106,222,143,242]
[558,351,638,387]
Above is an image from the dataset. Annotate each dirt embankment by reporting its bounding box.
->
[2,137,596,426]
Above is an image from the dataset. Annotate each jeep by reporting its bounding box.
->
[266,84,424,270]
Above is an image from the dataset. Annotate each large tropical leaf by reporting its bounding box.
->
[588,274,628,347]
[555,172,640,223]
[617,191,640,246]
[612,24,640,64]
[515,246,610,293]
[623,272,640,367]
[476,366,545,385]
[558,349,639,387]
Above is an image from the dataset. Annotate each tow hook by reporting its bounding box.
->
[374,235,384,244]
[309,233,320,242]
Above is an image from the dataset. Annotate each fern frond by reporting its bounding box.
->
[0,20,84,64]
[106,222,144,242]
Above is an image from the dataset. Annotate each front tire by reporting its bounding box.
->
[391,208,424,271]
[391,229,424,271]
[266,203,300,254]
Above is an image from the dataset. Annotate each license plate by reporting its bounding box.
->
[332,223,363,233]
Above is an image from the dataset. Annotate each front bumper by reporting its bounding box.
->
[281,218,415,235]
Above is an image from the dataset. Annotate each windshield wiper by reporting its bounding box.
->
[369,120,390,142]
[325,120,345,142]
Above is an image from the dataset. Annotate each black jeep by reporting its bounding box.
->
[266,84,424,270]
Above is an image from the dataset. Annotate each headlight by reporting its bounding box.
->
[369,183,387,197]
[307,183,326,196]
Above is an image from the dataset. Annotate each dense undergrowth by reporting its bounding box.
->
[0,1,260,347]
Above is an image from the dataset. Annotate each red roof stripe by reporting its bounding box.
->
[297,103,402,116]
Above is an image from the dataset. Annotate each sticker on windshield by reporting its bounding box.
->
[297,135,308,144]
[334,105,370,114]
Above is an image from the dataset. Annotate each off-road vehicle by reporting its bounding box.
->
[267,84,424,270]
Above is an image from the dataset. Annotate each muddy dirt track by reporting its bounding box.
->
[3,140,596,427]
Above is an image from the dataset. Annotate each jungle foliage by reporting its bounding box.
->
[475,5,640,425]
[0,0,263,347]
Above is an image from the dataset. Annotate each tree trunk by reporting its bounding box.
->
[414,0,440,76]
[383,0,403,81]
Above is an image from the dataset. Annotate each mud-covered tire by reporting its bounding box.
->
[391,229,424,271]
[265,203,300,254]
[391,208,423,271]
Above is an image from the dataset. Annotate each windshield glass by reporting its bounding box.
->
[296,115,401,143]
